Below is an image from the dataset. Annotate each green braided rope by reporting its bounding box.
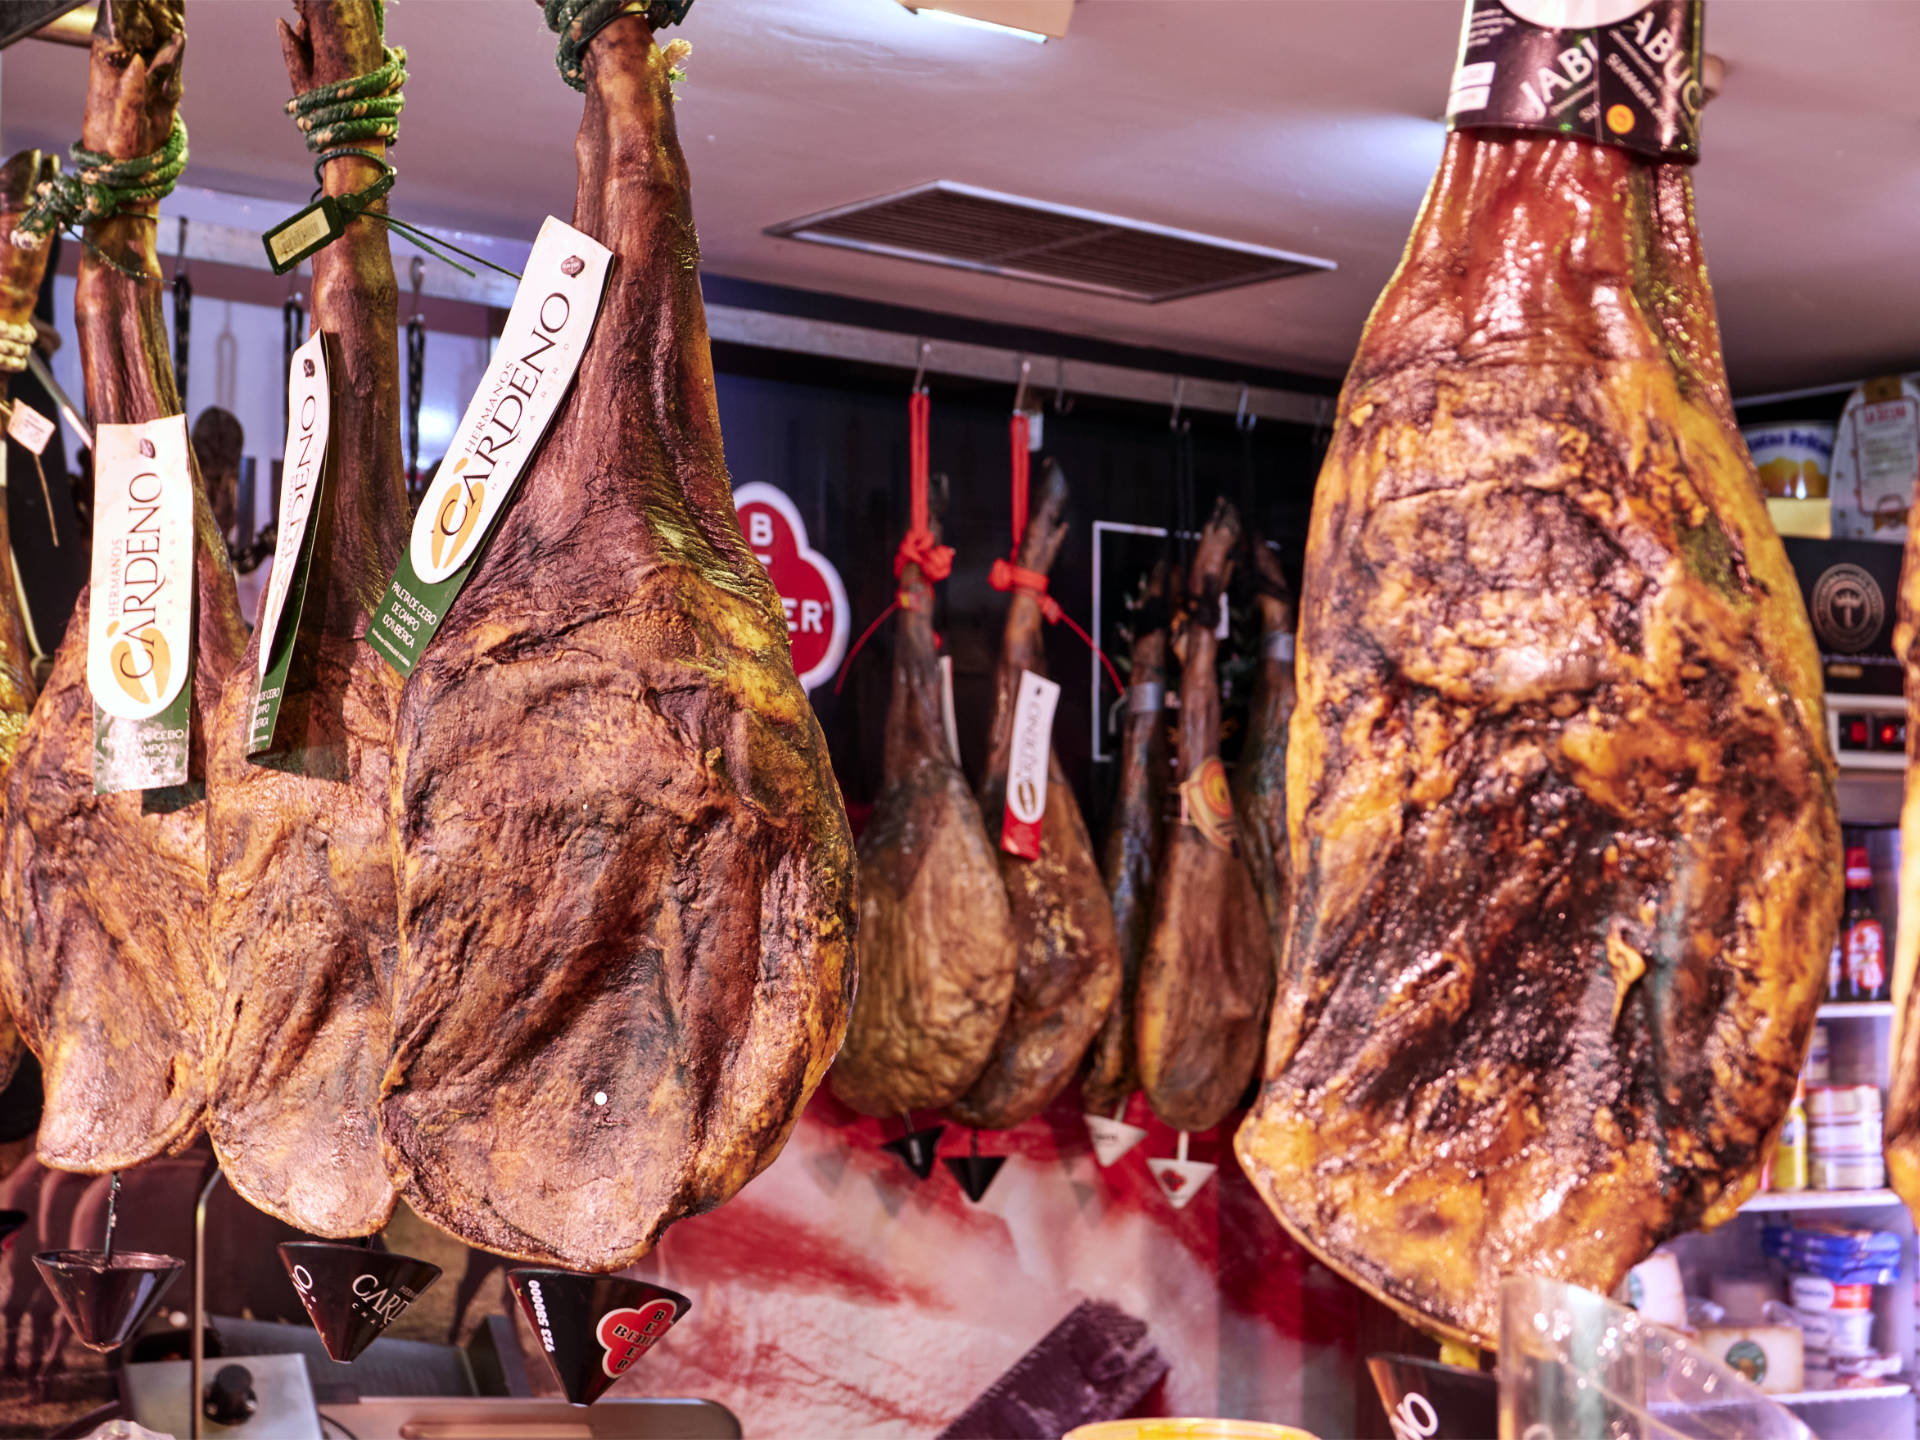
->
[287,43,407,159]
[545,0,695,91]
[0,319,34,374]
[10,114,188,253]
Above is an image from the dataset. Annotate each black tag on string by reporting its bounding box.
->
[1445,0,1703,161]
[263,196,344,275]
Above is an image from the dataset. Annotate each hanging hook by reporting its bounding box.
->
[1012,354,1032,416]
[1235,383,1256,433]
[1053,355,1072,414]
[1169,376,1186,432]
[409,255,425,320]
[175,216,190,278]
[911,338,930,395]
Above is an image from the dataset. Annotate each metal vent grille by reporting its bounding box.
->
[768,182,1334,304]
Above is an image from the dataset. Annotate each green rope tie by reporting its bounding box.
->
[0,319,34,374]
[287,42,407,171]
[10,114,188,253]
[545,0,695,91]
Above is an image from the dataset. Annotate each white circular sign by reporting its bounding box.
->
[1502,0,1646,28]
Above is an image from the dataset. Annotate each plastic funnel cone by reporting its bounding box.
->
[508,1268,690,1406]
[34,1249,183,1352]
[279,1241,443,1363]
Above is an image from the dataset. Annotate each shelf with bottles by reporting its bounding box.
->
[1744,1189,1904,1214]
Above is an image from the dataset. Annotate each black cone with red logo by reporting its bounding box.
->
[508,1268,691,1406]
[278,1241,443,1363]
[34,1249,183,1352]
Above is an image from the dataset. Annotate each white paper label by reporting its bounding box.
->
[258,332,332,681]
[938,653,961,767]
[88,416,194,721]
[1083,1113,1148,1168]
[1852,398,1917,531]
[6,402,53,457]
[408,216,612,584]
[1001,669,1060,860]
[1146,1157,1217,1210]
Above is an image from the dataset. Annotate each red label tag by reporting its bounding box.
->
[734,481,848,692]
[596,1299,678,1379]
[1001,669,1060,861]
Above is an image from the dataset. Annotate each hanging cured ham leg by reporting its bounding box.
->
[950,459,1120,1130]
[0,0,248,1172]
[1082,563,1171,1117]
[1235,56,1840,1340]
[830,475,1015,1117]
[1233,540,1295,953]
[202,0,408,1237]
[1136,501,1271,1132]
[379,8,855,1269]
[0,150,56,1088]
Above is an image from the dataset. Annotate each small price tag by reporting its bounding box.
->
[262,196,344,275]
[1000,668,1059,861]
[6,401,54,456]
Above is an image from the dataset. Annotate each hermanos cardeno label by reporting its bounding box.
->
[368,216,613,675]
[1446,0,1702,161]
[89,415,196,793]
[90,418,193,721]
[1001,669,1060,861]
[259,333,331,682]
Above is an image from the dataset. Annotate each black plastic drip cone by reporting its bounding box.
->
[508,1268,691,1406]
[0,1209,27,1247]
[944,1130,1005,1203]
[881,1125,944,1181]
[279,1241,444,1363]
[34,1249,184,1352]
[1367,1353,1498,1439]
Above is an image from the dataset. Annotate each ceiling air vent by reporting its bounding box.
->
[767,182,1334,304]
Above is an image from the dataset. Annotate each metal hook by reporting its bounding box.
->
[911,338,930,395]
[1235,383,1256,433]
[175,216,189,277]
[409,255,425,318]
[1012,355,1032,416]
[1169,376,1186,432]
[1053,355,1071,413]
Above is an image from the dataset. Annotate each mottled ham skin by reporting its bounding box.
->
[202,0,407,1238]
[1235,131,1839,1346]
[830,507,1015,1117]
[379,14,855,1270]
[1136,502,1271,1133]
[0,150,55,1089]
[0,0,248,1172]
[950,461,1120,1130]
[1083,565,1170,1118]
[1234,541,1295,957]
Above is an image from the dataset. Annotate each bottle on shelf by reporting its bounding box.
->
[1770,1082,1808,1192]
[1841,846,1888,1004]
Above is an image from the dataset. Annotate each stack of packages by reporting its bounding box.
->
[1807,1084,1885,1191]
[1762,1224,1903,1390]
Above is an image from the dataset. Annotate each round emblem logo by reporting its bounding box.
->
[1502,0,1645,28]
[1811,563,1884,654]
[1724,1338,1768,1385]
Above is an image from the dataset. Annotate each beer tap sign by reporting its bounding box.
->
[734,482,848,693]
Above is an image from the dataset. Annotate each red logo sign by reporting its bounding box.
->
[734,482,848,693]
[596,1299,678,1379]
